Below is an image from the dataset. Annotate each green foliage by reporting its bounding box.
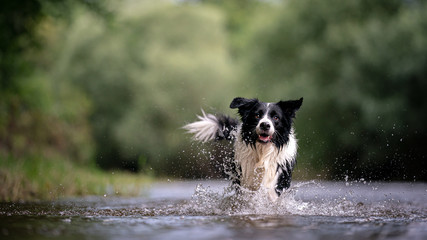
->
[0,0,107,165]
[200,0,268,57]
[50,2,238,173]
[0,70,93,163]
[247,0,427,180]
[2,0,427,185]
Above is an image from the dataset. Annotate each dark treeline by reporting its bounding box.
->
[1,0,426,181]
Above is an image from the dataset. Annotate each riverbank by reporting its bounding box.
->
[0,156,151,202]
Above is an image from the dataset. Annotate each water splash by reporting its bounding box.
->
[2,181,425,221]
[176,181,427,219]
[178,181,320,216]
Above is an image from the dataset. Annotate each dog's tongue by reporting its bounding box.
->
[259,135,272,142]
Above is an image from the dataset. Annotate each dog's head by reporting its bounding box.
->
[230,97,303,148]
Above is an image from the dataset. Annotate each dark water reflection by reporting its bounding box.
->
[1,181,427,240]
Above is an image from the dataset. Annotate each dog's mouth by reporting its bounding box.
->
[258,133,272,143]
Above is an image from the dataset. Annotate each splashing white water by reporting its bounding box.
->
[177,181,426,219]
[179,181,319,216]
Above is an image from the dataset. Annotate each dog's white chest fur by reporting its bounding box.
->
[234,126,297,199]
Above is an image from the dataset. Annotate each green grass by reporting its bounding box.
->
[0,155,152,202]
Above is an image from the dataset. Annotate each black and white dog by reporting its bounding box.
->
[184,97,303,200]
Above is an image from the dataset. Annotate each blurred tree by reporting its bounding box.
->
[0,0,108,163]
[0,0,109,94]
[4,0,426,181]
[199,0,268,58]
[247,0,427,180]
[51,2,238,175]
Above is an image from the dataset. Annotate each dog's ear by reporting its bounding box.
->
[230,97,259,119]
[230,97,258,109]
[277,97,303,118]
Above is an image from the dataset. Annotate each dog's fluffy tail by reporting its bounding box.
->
[183,110,239,142]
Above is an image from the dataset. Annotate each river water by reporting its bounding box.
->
[1,180,427,240]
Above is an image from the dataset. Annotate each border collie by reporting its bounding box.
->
[184,97,303,200]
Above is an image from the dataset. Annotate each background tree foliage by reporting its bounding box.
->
[0,0,106,164]
[247,0,427,180]
[50,2,238,174]
[1,0,426,181]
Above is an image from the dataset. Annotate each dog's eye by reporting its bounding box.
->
[273,116,280,121]
[255,113,260,119]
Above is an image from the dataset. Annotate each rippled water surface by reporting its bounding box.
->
[1,180,427,240]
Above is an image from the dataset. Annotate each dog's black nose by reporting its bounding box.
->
[260,122,270,131]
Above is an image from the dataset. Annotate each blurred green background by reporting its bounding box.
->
[1,0,427,195]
